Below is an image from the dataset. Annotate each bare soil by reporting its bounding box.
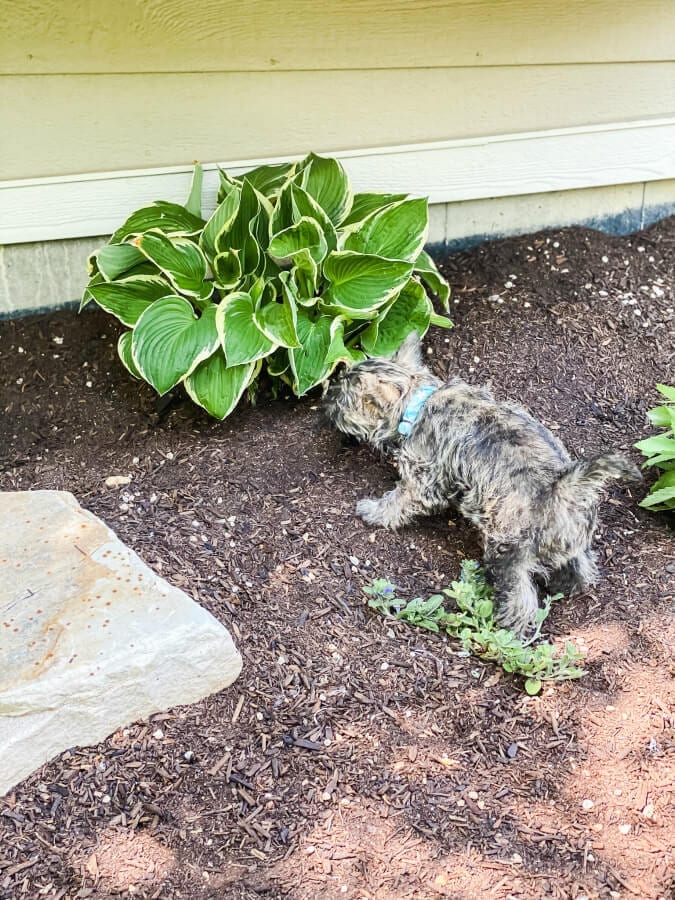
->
[1,219,674,900]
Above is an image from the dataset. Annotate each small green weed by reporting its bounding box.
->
[364,560,586,695]
[635,383,675,511]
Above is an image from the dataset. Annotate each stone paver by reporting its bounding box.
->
[0,490,241,796]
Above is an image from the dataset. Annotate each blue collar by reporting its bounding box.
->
[398,385,438,436]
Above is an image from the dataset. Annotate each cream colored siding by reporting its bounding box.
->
[1,0,675,180]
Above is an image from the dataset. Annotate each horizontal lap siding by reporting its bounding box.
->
[3,64,675,179]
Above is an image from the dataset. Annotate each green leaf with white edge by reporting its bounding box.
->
[270,180,296,238]
[299,153,353,225]
[133,231,212,301]
[344,198,428,263]
[132,296,220,395]
[216,167,242,203]
[341,193,408,228]
[414,248,451,311]
[360,279,432,356]
[267,349,290,377]
[110,202,205,245]
[634,435,675,456]
[213,249,242,291]
[87,275,173,327]
[647,405,675,428]
[80,272,104,310]
[200,187,241,261]
[289,311,359,396]
[240,162,296,197]
[254,294,300,349]
[217,292,277,367]
[322,251,413,318]
[290,184,338,253]
[430,311,453,328]
[117,331,142,379]
[269,216,327,266]
[225,179,262,253]
[184,348,256,420]
[97,243,147,281]
[185,163,203,218]
[656,383,675,401]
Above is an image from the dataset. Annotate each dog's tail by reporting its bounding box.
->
[552,452,642,507]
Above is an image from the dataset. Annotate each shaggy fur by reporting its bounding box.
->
[324,334,641,636]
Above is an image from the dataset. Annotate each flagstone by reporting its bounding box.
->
[0,490,241,796]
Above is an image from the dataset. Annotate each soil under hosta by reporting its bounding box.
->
[1,219,674,900]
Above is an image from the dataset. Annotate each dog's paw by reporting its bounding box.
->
[496,600,538,639]
[356,497,387,527]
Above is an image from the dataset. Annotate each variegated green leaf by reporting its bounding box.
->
[97,243,147,281]
[360,279,432,356]
[240,162,296,197]
[322,251,413,318]
[110,202,205,245]
[184,348,256,420]
[117,331,142,379]
[200,187,241,261]
[216,292,277,366]
[344,198,428,262]
[254,293,300,348]
[290,184,337,253]
[213,249,242,291]
[299,153,353,225]
[341,193,407,228]
[133,231,212,301]
[269,217,327,266]
[132,296,219,395]
[185,163,204,218]
[289,310,359,396]
[414,249,451,310]
[86,276,172,327]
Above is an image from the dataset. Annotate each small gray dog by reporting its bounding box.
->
[324,334,641,636]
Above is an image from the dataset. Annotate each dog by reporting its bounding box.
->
[324,334,641,636]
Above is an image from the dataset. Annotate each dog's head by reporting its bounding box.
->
[323,333,431,449]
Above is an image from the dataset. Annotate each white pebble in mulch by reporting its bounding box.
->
[0,490,241,797]
[581,798,595,810]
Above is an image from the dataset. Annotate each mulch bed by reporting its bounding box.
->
[1,218,673,900]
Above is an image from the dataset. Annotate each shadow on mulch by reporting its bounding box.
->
[1,217,673,899]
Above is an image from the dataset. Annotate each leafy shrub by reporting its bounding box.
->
[635,384,675,511]
[82,154,452,419]
[364,560,586,694]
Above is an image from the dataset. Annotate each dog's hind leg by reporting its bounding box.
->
[546,550,598,596]
[483,540,541,637]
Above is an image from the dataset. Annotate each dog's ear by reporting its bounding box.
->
[359,373,403,409]
[391,332,423,369]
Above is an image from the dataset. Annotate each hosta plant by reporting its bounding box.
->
[635,383,675,511]
[82,154,452,419]
[364,560,586,694]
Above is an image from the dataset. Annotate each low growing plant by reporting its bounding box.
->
[635,383,675,511]
[82,154,452,419]
[364,560,586,695]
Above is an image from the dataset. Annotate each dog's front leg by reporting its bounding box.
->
[357,482,423,530]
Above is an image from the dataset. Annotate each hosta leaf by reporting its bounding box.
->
[646,405,675,428]
[270,180,295,238]
[226,179,262,253]
[97,243,146,281]
[322,251,413,318]
[341,193,407,228]
[134,231,212,301]
[267,349,290,377]
[634,435,675,456]
[200,187,241,261]
[430,311,453,329]
[289,310,357,396]
[184,348,255,420]
[240,162,296,197]
[80,271,104,310]
[292,253,320,303]
[639,473,675,508]
[414,249,451,310]
[185,163,203,218]
[290,184,337,253]
[86,276,172,327]
[656,383,675,401]
[110,202,205,245]
[255,295,300,348]
[117,331,142,379]
[132,296,219,395]
[299,153,352,225]
[360,279,432,356]
[217,166,242,203]
[269,217,327,266]
[213,249,242,291]
[344,198,428,262]
[217,292,277,366]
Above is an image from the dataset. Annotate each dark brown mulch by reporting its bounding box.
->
[1,218,674,900]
